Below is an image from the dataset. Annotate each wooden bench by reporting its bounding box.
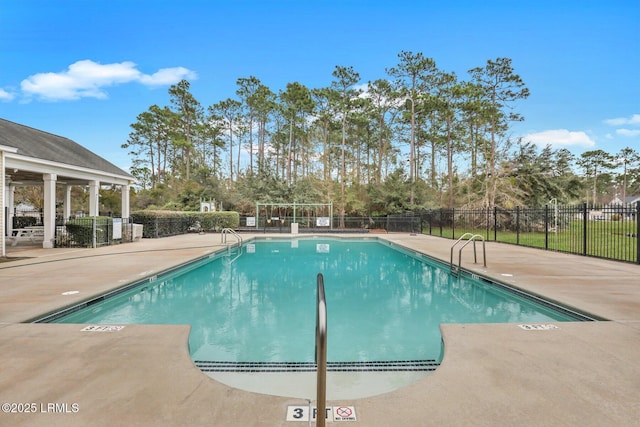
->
[8,227,45,246]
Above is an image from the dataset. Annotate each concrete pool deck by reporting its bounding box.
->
[0,233,638,426]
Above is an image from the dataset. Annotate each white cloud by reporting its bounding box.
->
[0,88,14,101]
[604,114,640,126]
[354,83,369,93]
[616,129,640,137]
[20,60,197,101]
[522,129,596,149]
[138,67,197,86]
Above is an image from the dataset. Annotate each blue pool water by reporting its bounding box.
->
[54,238,580,366]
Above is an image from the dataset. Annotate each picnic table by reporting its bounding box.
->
[8,226,45,246]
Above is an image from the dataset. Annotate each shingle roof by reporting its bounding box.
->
[0,118,131,178]
[624,196,640,204]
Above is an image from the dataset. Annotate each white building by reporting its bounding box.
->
[1,118,133,255]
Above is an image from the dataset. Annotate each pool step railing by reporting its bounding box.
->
[194,359,440,373]
[450,233,487,277]
[221,228,242,249]
[316,272,328,427]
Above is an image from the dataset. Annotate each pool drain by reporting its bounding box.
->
[194,359,440,373]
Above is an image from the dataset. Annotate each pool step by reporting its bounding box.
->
[194,359,440,373]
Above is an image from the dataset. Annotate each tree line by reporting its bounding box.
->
[122,51,640,218]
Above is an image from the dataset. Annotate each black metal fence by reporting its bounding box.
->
[239,214,417,233]
[411,203,639,264]
[10,209,44,228]
[5,210,141,248]
[135,216,194,238]
[54,217,138,248]
[240,203,639,264]
[28,202,636,263]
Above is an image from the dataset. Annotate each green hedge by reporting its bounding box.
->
[130,210,239,238]
[65,216,113,247]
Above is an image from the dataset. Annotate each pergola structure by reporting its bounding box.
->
[1,118,133,255]
[255,202,333,229]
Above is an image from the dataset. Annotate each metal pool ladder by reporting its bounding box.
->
[316,273,327,427]
[450,233,486,277]
[220,228,242,249]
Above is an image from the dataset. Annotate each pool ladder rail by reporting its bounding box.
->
[316,273,328,427]
[221,228,243,249]
[450,233,487,277]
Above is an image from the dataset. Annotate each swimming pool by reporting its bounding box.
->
[49,237,588,398]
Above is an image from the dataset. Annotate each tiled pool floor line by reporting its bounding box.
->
[1,233,639,426]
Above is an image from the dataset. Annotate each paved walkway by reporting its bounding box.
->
[0,233,639,426]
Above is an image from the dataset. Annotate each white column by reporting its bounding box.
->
[7,184,15,237]
[64,185,72,220]
[89,180,100,216]
[121,184,130,218]
[43,173,57,248]
[1,158,5,257]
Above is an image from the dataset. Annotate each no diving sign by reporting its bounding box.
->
[286,405,357,422]
[334,406,356,421]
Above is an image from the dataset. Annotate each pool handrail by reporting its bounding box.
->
[220,228,242,249]
[316,273,327,427]
[450,233,486,277]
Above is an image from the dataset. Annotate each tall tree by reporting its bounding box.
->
[468,58,529,209]
[458,81,488,180]
[209,98,242,183]
[168,80,203,182]
[616,147,640,204]
[280,82,314,186]
[253,83,277,174]
[387,51,437,205]
[432,71,464,208]
[200,117,224,180]
[311,87,339,185]
[331,65,361,227]
[509,143,582,206]
[550,148,582,202]
[236,76,262,174]
[366,79,397,184]
[577,149,615,206]
[123,104,175,188]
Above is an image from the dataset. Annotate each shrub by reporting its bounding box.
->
[130,210,239,238]
[65,216,113,247]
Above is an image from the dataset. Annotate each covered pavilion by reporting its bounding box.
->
[1,118,133,255]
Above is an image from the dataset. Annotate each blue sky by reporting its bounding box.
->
[1,0,638,172]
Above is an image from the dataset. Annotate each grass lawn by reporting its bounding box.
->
[427,220,638,263]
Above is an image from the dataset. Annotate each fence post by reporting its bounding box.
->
[582,202,588,256]
[544,205,549,250]
[493,207,498,241]
[516,206,520,245]
[451,208,455,239]
[486,207,490,240]
[439,208,443,237]
[636,203,640,265]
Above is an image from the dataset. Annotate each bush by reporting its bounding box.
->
[130,210,239,238]
[65,217,113,247]
[188,211,239,231]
